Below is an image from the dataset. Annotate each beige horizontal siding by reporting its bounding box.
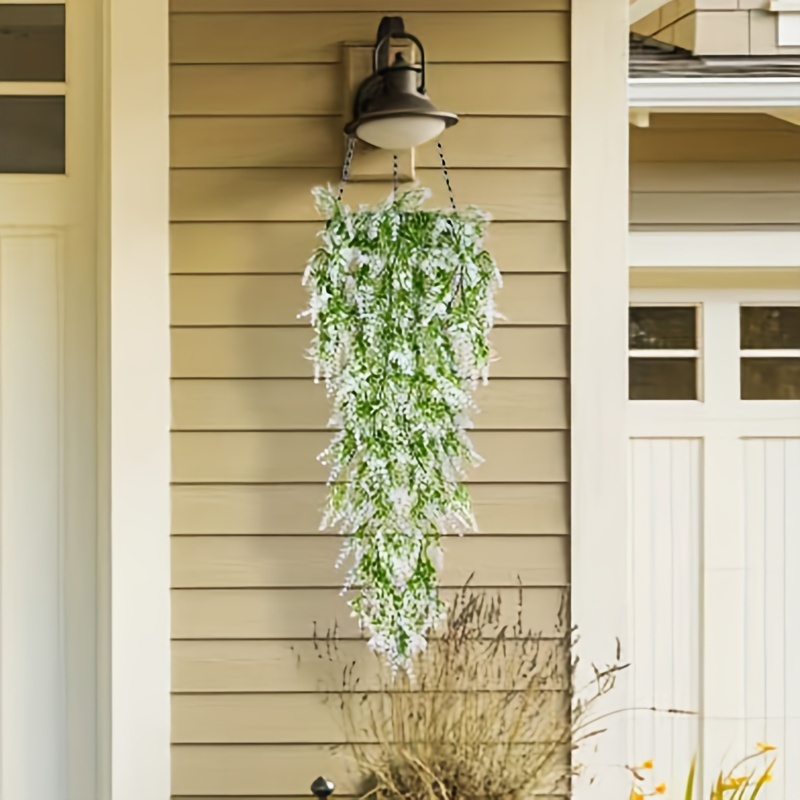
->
[173,587,566,639]
[172,483,569,535]
[632,162,800,192]
[171,168,568,222]
[172,431,569,483]
[171,117,570,170]
[631,113,800,229]
[631,130,800,163]
[171,0,568,9]
[631,193,800,226]
[171,12,569,63]
[631,267,800,291]
[172,745,390,796]
[645,113,800,131]
[172,379,569,431]
[172,691,568,744]
[173,744,567,796]
[170,4,571,797]
[171,63,570,116]
[170,221,568,274]
[172,639,567,693]
[172,535,569,588]
[171,327,569,379]
[171,274,567,325]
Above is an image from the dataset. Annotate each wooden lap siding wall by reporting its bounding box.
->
[630,113,800,228]
[168,2,571,797]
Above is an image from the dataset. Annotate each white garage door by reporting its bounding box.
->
[628,288,800,797]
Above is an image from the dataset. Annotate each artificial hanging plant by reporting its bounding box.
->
[303,183,501,671]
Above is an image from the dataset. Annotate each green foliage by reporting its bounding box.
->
[303,186,501,670]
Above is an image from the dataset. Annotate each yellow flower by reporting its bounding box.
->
[630,790,644,800]
[655,783,667,794]
[757,742,777,752]
[641,760,654,770]
[764,771,773,783]
[724,776,747,788]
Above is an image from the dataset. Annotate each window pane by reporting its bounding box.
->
[629,306,696,350]
[0,5,65,82]
[630,358,698,400]
[740,306,800,350]
[0,96,65,174]
[741,358,800,400]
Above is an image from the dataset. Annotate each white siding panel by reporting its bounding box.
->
[785,442,800,792]
[703,435,747,791]
[670,440,700,780]
[630,440,655,763]
[629,439,701,786]
[740,438,800,799]
[763,443,786,749]
[744,440,768,746]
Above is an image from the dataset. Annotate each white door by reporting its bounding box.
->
[627,288,800,798]
[0,1,100,798]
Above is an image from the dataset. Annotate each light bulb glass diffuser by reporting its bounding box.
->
[354,114,447,150]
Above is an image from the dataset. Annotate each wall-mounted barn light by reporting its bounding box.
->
[344,16,458,151]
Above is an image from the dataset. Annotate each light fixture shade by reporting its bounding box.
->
[347,69,455,148]
[355,115,447,150]
[345,21,458,150]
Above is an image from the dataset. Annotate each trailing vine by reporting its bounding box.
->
[303,185,501,671]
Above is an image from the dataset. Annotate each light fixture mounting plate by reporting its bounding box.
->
[342,41,415,183]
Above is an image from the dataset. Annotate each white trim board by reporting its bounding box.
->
[98,0,172,797]
[630,231,800,268]
[571,0,630,795]
[770,1,800,46]
[629,77,800,109]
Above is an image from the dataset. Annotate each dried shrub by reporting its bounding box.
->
[323,585,625,800]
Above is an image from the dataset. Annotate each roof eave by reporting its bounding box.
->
[629,76,800,108]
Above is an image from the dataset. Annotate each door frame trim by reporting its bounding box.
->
[97,0,171,797]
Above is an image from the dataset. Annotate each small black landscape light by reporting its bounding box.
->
[345,16,459,150]
[311,776,335,800]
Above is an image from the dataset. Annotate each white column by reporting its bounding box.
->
[99,0,172,797]
[571,0,630,795]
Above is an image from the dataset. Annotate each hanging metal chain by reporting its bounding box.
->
[437,140,463,310]
[436,141,456,211]
[392,154,399,200]
[337,137,357,202]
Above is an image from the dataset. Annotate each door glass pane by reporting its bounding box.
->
[629,306,696,350]
[0,5,65,82]
[0,96,65,174]
[630,358,698,400]
[741,358,800,400]
[740,306,800,350]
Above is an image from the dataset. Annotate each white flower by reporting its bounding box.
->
[427,542,445,571]
[303,185,501,671]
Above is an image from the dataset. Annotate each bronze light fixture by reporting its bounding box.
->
[344,16,459,151]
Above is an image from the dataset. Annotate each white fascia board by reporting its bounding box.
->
[630,231,800,267]
[629,77,800,108]
[770,2,800,47]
